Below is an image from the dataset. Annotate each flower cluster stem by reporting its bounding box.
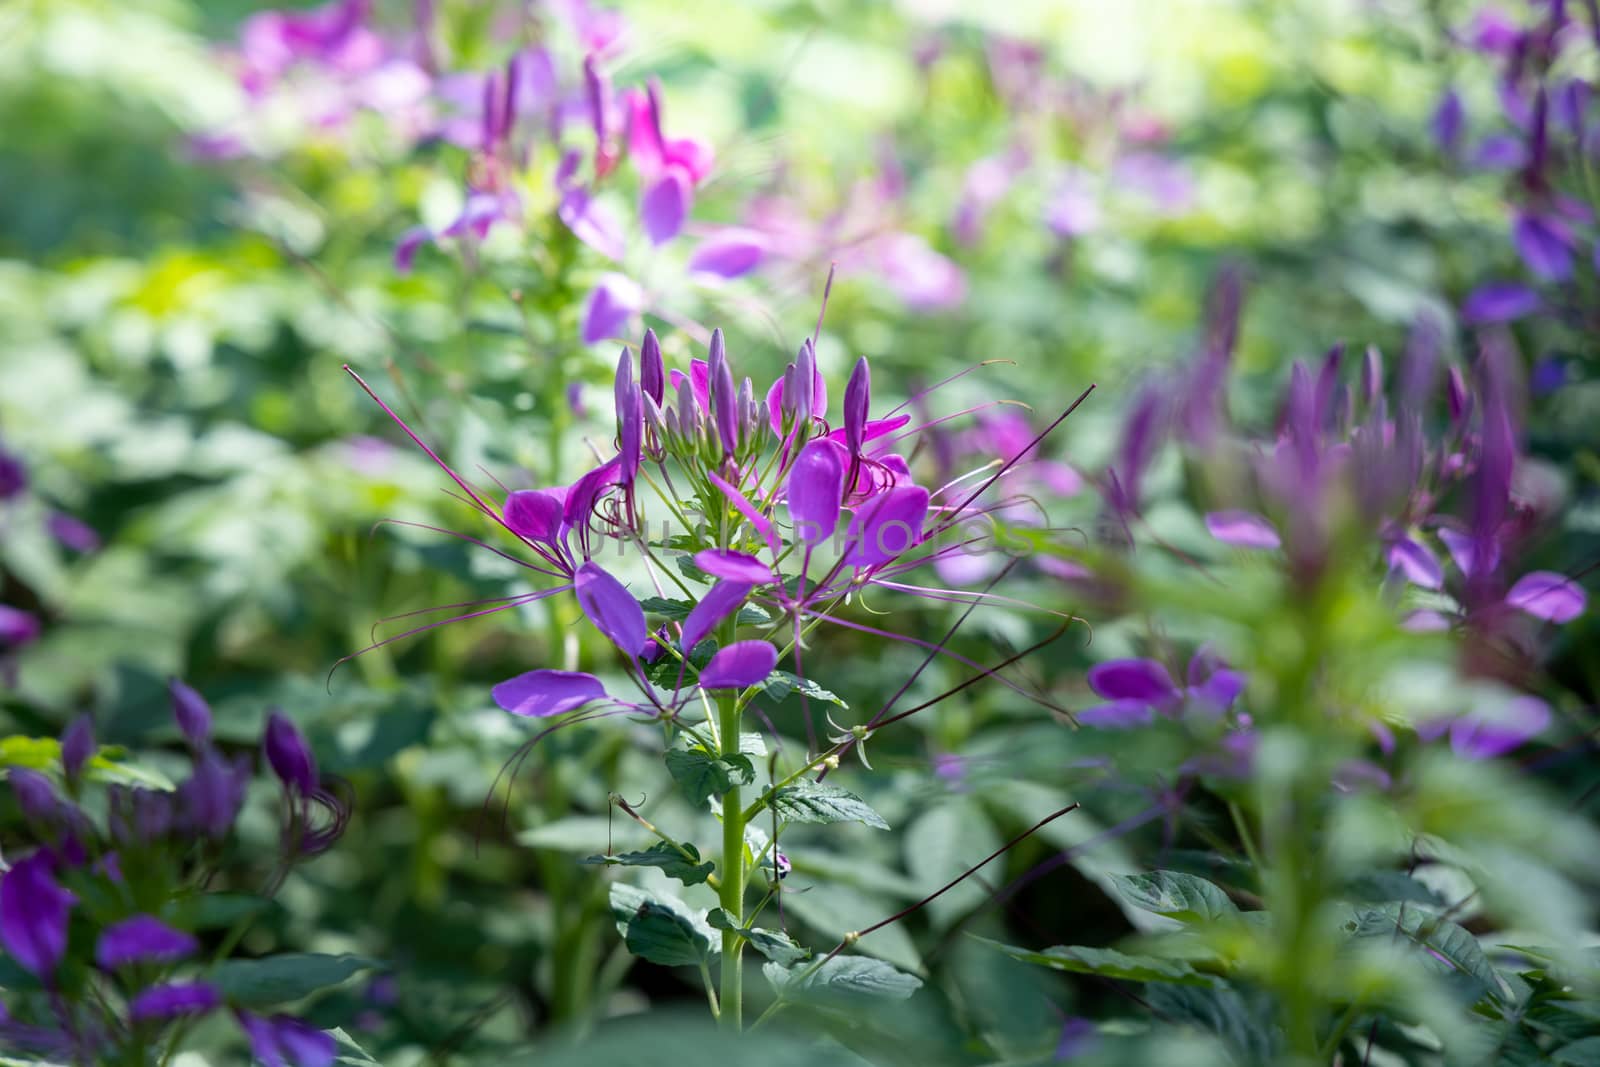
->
[716,621,746,1030]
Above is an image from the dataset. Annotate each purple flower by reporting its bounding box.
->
[1442,696,1550,759]
[175,754,246,840]
[574,561,648,656]
[0,605,39,647]
[1432,89,1465,154]
[1386,535,1443,590]
[787,440,846,545]
[1461,282,1541,324]
[640,170,690,245]
[96,915,198,969]
[1505,571,1587,622]
[9,769,63,825]
[1087,659,1181,709]
[0,853,76,979]
[1513,212,1574,280]
[581,274,643,344]
[688,230,765,279]
[1468,6,1521,54]
[1081,651,1246,728]
[492,670,608,717]
[1473,133,1527,170]
[170,679,213,746]
[60,715,93,781]
[111,784,175,845]
[1204,510,1280,549]
[872,234,966,311]
[694,550,774,585]
[841,486,929,568]
[130,982,221,1023]
[46,513,99,554]
[238,1012,336,1067]
[0,445,25,500]
[699,640,778,689]
[265,711,318,795]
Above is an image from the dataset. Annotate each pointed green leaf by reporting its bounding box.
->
[666,748,756,808]
[707,908,811,966]
[764,956,921,1006]
[609,883,714,968]
[211,953,377,1007]
[762,671,848,709]
[1107,870,1239,923]
[974,937,1218,986]
[582,841,715,886]
[770,782,888,830]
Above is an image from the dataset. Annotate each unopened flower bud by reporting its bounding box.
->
[264,711,317,795]
[170,679,212,747]
[640,329,664,404]
[61,715,94,782]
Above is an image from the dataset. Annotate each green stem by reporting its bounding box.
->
[716,624,746,1030]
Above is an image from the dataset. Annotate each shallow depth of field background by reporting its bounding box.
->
[2,0,1598,1064]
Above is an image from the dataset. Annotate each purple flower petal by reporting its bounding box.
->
[787,439,845,545]
[170,678,212,746]
[843,357,870,456]
[492,669,608,717]
[96,915,198,969]
[394,225,432,273]
[640,169,690,245]
[264,712,317,794]
[1204,510,1280,549]
[503,489,566,545]
[128,981,220,1023]
[680,579,753,651]
[1449,696,1549,759]
[1086,658,1181,706]
[0,605,39,647]
[1513,213,1573,281]
[1472,133,1527,170]
[1077,700,1155,729]
[1505,570,1586,623]
[841,486,930,568]
[574,561,649,656]
[559,187,627,260]
[705,470,779,556]
[581,274,643,345]
[0,853,76,978]
[698,640,778,689]
[46,513,99,554]
[1387,535,1443,590]
[688,230,765,279]
[694,549,774,584]
[241,1012,336,1067]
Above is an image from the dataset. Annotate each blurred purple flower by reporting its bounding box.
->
[130,982,221,1023]
[1205,510,1281,549]
[0,853,76,979]
[46,513,99,554]
[0,445,26,501]
[96,916,198,970]
[0,605,40,648]
[1432,89,1466,154]
[1513,212,1574,279]
[581,274,644,344]
[1462,282,1541,324]
[688,230,766,280]
[170,679,213,747]
[265,711,318,795]
[175,753,247,841]
[1505,570,1587,622]
[238,1012,336,1067]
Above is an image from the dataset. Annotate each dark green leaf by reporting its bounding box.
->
[762,671,848,709]
[707,909,810,966]
[764,956,922,1006]
[665,748,756,808]
[211,953,377,1007]
[1144,982,1281,1063]
[1349,904,1507,1004]
[582,841,714,886]
[1107,870,1240,923]
[770,781,888,830]
[609,884,713,968]
[974,937,1218,986]
[1342,871,1445,906]
[1553,1038,1600,1066]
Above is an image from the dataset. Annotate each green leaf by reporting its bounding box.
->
[762,671,848,709]
[191,893,276,930]
[1342,871,1445,906]
[330,1027,383,1066]
[764,956,922,1006]
[211,953,377,1007]
[707,909,810,966]
[665,748,755,808]
[1143,983,1281,1064]
[1553,1038,1600,1065]
[1106,871,1240,924]
[609,883,713,968]
[975,937,1218,986]
[770,781,888,830]
[582,841,715,886]
[640,597,769,624]
[1348,903,1508,1003]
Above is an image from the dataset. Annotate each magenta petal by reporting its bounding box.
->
[680,579,754,651]
[787,439,845,545]
[1204,510,1280,549]
[694,549,774,584]
[1077,700,1154,729]
[96,915,197,970]
[706,470,779,555]
[1505,570,1586,623]
[1387,536,1443,590]
[699,640,778,689]
[640,169,690,245]
[574,562,649,656]
[504,489,565,544]
[493,669,608,717]
[688,230,765,278]
[1087,658,1181,706]
[842,486,930,568]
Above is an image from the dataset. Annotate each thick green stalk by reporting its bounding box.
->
[717,682,745,1030]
